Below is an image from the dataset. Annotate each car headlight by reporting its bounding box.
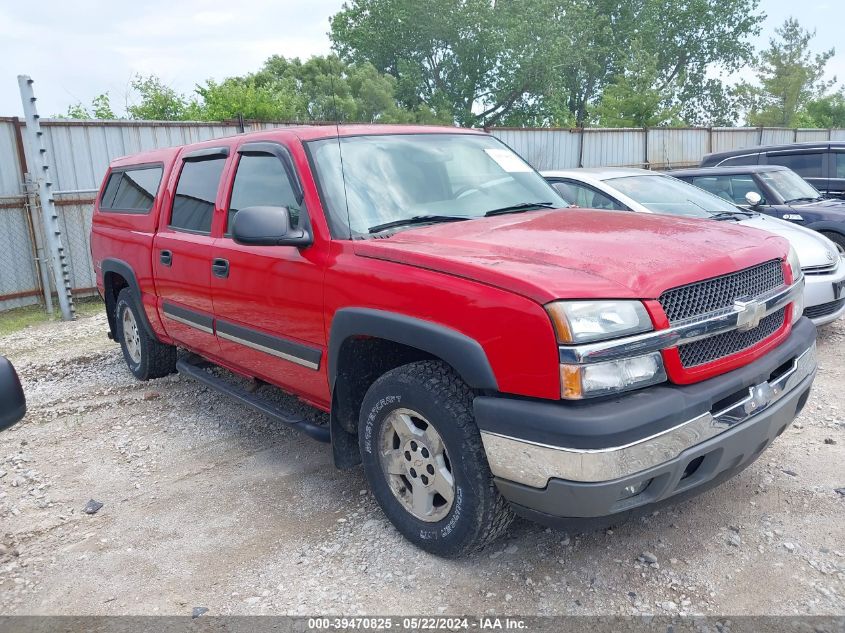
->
[546,300,653,344]
[560,352,667,400]
[547,300,663,399]
[786,245,802,283]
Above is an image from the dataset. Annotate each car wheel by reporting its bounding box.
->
[359,360,513,557]
[115,288,176,380]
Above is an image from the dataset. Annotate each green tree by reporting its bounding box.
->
[126,75,200,121]
[330,0,552,126]
[542,0,762,126]
[242,54,450,123]
[59,93,116,119]
[591,43,682,127]
[196,76,301,121]
[330,0,763,127]
[743,18,836,127]
[803,92,845,127]
[103,57,440,123]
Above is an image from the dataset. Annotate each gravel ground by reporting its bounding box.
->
[0,309,843,616]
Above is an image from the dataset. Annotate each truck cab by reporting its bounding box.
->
[91,125,816,557]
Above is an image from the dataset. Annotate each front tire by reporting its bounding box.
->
[115,288,176,380]
[359,360,513,557]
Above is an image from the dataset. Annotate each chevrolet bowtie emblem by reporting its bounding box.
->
[734,298,766,331]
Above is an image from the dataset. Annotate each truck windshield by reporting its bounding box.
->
[758,169,823,204]
[606,174,744,217]
[306,133,567,237]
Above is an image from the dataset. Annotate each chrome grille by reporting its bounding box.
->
[678,307,786,368]
[659,260,784,324]
[803,262,839,276]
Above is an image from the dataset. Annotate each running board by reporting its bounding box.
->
[176,356,330,443]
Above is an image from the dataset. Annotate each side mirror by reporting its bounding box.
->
[0,356,26,432]
[232,206,312,247]
[745,191,763,206]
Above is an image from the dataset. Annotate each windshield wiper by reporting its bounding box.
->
[708,208,756,221]
[484,201,556,217]
[709,211,751,221]
[785,196,824,204]
[368,215,470,234]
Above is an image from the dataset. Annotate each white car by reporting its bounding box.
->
[542,167,845,327]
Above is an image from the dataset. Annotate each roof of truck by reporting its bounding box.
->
[109,124,481,167]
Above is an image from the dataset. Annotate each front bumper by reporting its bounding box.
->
[803,263,845,325]
[476,317,817,520]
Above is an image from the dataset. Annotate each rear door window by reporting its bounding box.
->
[767,152,825,178]
[170,158,227,234]
[100,166,162,213]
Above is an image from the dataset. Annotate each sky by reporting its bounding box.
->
[0,0,842,118]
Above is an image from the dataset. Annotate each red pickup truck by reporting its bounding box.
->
[91,125,816,557]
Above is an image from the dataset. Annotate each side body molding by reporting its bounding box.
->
[328,308,499,391]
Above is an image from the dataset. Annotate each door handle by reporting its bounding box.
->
[160,250,172,267]
[212,258,230,279]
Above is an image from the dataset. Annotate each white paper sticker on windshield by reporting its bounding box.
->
[483,148,532,173]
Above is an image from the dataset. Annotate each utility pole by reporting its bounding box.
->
[17,75,75,321]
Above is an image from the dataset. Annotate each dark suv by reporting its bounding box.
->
[671,165,845,252]
[700,141,845,199]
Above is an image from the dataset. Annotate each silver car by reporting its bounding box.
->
[542,167,845,327]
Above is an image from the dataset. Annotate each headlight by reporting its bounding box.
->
[786,245,802,283]
[546,300,652,344]
[560,352,667,400]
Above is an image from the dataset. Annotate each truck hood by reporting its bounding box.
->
[736,214,839,269]
[353,209,788,304]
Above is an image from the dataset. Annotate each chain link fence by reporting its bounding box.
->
[0,195,40,311]
[55,193,97,295]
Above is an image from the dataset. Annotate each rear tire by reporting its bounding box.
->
[821,231,845,254]
[358,360,513,557]
[115,288,176,380]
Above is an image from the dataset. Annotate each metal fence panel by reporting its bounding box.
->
[760,128,795,145]
[491,128,581,170]
[0,121,24,197]
[581,129,645,168]
[795,129,830,143]
[648,128,709,169]
[710,128,762,153]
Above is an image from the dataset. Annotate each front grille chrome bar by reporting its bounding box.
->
[558,278,804,365]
